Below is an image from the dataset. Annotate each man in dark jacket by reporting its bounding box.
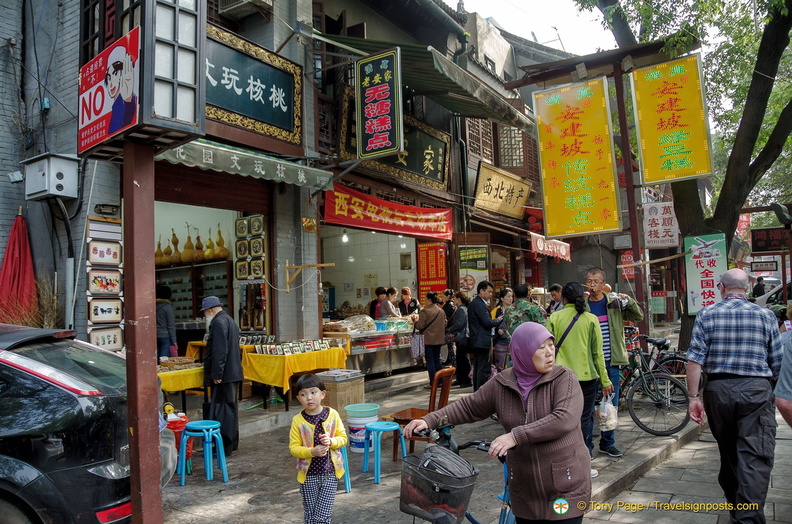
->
[468,280,503,391]
[201,296,243,456]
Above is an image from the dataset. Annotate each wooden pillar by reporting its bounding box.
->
[613,61,649,340]
[123,141,164,524]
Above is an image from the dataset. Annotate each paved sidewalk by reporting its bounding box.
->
[162,363,728,524]
[587,413,792,523]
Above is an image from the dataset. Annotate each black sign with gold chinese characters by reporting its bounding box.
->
[355,48,403,160]
[340,87,449,191]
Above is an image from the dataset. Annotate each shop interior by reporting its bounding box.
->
[320,225,418,319]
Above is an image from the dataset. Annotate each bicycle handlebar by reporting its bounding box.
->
[417,426,506,463]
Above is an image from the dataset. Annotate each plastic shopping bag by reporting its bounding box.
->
[595,394,618,431]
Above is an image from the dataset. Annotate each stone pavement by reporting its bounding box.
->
[163,365,769,524]
[587,413,792,524]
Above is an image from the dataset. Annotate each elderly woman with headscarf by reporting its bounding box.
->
[405,322,591,524]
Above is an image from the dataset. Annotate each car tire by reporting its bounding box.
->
[0,498,35,524]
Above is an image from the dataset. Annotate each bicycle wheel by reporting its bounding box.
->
[657,355,687,378]
[627,372,690,436]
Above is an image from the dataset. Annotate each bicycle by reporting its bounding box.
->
[623,326,688,378]
[401,422,514,524]
[619,328,690,436]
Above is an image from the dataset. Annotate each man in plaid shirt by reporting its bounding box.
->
[686,268,782,524]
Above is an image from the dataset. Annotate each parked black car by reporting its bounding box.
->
[0,324,177,524]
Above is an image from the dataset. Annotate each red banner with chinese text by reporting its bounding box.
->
[324,184,453,240]
[418,242,448,299]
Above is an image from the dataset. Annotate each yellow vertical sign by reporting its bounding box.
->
[631,54,712,183]
[533,77,621,239]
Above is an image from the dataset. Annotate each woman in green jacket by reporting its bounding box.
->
[547,282,613,465]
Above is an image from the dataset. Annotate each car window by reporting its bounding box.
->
[11,339,127,394]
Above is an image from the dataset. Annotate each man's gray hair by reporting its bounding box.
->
[719,269,750,292]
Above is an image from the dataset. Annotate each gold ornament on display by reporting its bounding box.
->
[170,229,181,265]
[181,223,194,263]
[155,236,165,266]
[193,227,204,262]
[204,227,215,260]
[215,224,229,260]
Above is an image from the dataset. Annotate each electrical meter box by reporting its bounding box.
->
[22,153,79,200]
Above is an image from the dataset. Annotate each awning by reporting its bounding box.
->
[318,34,534,134]
[156,139,334,190]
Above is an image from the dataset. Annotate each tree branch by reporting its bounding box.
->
[749,97,792,186]
[596,0,638,46]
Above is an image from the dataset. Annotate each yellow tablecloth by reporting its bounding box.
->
[157,367,204,391]
[186,342,205,361]
[242,346,347,392]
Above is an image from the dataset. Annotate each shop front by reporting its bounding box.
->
[320,181,454,374]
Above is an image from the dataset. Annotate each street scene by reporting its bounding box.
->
[0,0,791,523]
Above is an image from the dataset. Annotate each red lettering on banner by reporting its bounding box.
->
[364,100,392,118]
[364,116,392,134]
[366,133,393,151]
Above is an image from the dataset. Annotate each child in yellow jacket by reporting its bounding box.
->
[289,374,348,523]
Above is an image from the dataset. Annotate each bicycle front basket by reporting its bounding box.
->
[399,444,479,524]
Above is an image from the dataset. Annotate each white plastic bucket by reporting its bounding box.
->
[347,415,377,453]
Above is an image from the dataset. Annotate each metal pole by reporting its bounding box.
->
[612,60,649,338]
[123,141,163,524]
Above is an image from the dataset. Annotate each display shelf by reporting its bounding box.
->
[156,260,233,319]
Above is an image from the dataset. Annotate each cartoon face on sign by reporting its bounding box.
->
[104,45,138,133]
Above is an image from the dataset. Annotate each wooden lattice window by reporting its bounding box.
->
[497,124,524,168]
[466,118,493,163]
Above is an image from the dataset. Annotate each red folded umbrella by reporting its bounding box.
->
[0,213,38,323]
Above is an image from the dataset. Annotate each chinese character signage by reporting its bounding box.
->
[684,233,727,314]
[529,233,571,262]
[340,87,449,191]
[324,183,452,240]
[458,246,489,297]
[533,78,621,238]
[643,202,680,248]
[631,54,712,184]
[205,25,302,145]
[474,162,532,219]
[78,27,140,154]
[157,139,332,190]
[355,48,403,160]
[751,261,778,272]
[418,242,448,299]
[751,227,790,253]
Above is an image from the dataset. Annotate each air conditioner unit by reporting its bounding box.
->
[218,0,273,20]
[22,153,80,201]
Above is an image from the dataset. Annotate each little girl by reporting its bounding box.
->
[289,374,348,524]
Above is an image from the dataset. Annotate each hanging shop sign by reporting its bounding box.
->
[620,251,635,280]
[533,77,621,238]
[157,139,332,190]
[417,242,448,299]
[529,233,571,262]
[474,162,532,219]
[458,246,489,297]
[340,87,449,191]
[643,202,679,248]
[751,227,790,253]
[631,54,712,184]
[205,25,302,144]
[355,48,403,160]
[324,183,453,240]
[751,260,778,272]
[684,233,727,314]
[78,27,141,154]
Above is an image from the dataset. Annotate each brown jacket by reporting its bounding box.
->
[422,365,590,520]
[414,304,446,346]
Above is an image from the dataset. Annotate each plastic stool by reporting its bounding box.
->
[362,421,407,484]
[177,420,229,485]
[340,446,351,493]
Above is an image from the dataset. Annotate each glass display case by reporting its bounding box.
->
[156,260,233,321]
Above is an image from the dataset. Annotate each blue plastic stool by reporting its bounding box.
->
[177,420,229,485]
[362,421,407,484]
[340,445,352,493]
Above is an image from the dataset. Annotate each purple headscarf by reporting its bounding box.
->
[510,322,555,403]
